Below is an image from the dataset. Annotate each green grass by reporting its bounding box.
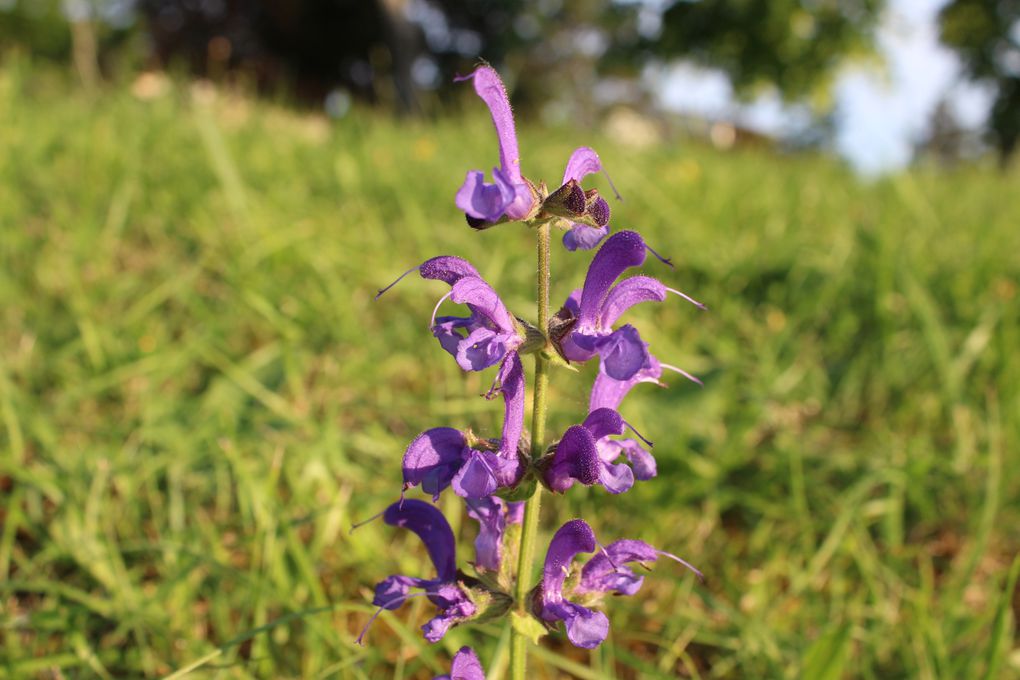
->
[1,56,1018,679]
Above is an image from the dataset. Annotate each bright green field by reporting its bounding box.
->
[1,58,1018,679]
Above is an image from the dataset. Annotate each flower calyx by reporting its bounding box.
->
[540,180,611,230]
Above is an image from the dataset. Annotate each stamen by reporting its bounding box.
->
[355,592,430,645]
[375,265,421,300]
[483,372,502,400]
[644,243,674,268]
[597,541,620,572]
[430,291,454,328]
[666,287,707,310]
[355,605,387,645]
[602,168,623,201]
[660,363,703,387]
[658,550,705,583]
[622,420,654,448]
[350,507,387,533]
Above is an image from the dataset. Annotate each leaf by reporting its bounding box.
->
[510,611,548,645]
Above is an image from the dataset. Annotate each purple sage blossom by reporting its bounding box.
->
[358,500,476,644]
[465,496,525,572]
[534,519,609,648]
[455,66,537,223]
[402,352,526,499]
[560,230,704,381]
[454,66,613,236]
[535,519,702,649]
[541,408,654,494]
[377,256,524,373]
[434,646,487,680]
[422,256,525,373]
[576,539,703,597]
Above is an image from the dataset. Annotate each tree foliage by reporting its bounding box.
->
[656,0,883,102]
[938,0,1020,161]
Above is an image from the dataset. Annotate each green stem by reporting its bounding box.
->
[509,222,551,680]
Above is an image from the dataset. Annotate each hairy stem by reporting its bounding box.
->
[509,222,551,680]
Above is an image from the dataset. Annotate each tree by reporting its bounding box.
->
[938,0,1020,164]
[655,0,884,103]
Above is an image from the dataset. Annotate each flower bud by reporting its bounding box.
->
[542,179,587,219]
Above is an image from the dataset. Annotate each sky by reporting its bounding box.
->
[650,0,993,175]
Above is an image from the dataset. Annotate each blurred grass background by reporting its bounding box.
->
[1,57,1019,679]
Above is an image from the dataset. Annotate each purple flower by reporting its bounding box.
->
[534,519,609,648]
[560,147,614,251]
[455,66,538,224]
[434,646,487,680]
[358,500,475,644]
[377,256,523,372]
[421,256,524,373]
[576,539,703,597]
[465,496,525,573]
[560,230,704,381]
[402,352,526,499]
[534,519,702,649]
[540,408,655,494]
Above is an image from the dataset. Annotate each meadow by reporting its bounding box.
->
[1,57,1018,678]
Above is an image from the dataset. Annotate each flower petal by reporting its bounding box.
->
[593,325,650,381]
[497,352,525,463]
[431,316,471,358]
[561,146,602,183]
[424,582,476,638]
[451,449,501,499]
[451,276,516,333]
[542,600,609,648]
[589,355,662,412]
[545,425,601,492]
[562,602,610,649]
[402,428,468,500]
[455,169,517,222]
[599,275,667,328]
[563,224,610,251]
[578,539,658,596]
[598,460,634,494]
[618,439,657,480]
[581,407,625,441]
[383,499,457,582]
[458,66,523,185]
[455,326,510,372]
[372,573,428,610]
[435,646,487,680]
[576,230,648,328]
[540,519,597,605]
[420,256,481,285]
[465,496,509,572]
[492,165,535,220]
